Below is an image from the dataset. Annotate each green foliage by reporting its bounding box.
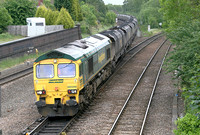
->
[161,1,200,133]
[52,11,60,25]
[159,0,200,32]
[81,4,97,26]
[105,11,116,25]
[174,113,200,135]
[84,0,108,15]
[44,8,55,25]
[0,6,13,34]
[71,0,83,21]
[3,0,36,25]
[123,0,144,15]
[80,21,90,34]
[0,33,23,44]
[0,50,46,71]
[35,5,48,18]
[54,0,71,11]
[122,0,163,28]
[139,0,162,28]
[106,4,123,13]
[35,6,60,25]
[54,0,82,21]
[80,0,108,23]
[43,0,55,10]
[166,21,200,87]
[56,7,75,29]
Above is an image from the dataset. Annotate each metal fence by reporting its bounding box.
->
[0,25,82,60]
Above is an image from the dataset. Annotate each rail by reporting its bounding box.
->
[107,39,168,135]
[139,43,171,135]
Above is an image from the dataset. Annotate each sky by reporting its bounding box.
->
[103,0,124,5]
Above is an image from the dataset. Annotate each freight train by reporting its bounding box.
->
[33,14,138,116]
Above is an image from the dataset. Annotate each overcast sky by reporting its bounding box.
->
[103,0,124,5]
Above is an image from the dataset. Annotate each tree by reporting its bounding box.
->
[81,4,97,26]
[0,6,13,33]
[54,0,82,21]
[107,4,123,13]
[54,0,72,11]
[45,8,55,25]
[105,11,116,25]
[3,0,36,25]
[55,7,74,29]
[35,5,47,18]
[43,0,55,10]
[85,0,107,15]
[159,0,196,31]
[80,0,107,23]
[123,0,144,15]
[139,0,162,28]
[52,10,60,25]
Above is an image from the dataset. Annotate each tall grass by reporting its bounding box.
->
[0,33,24,44]
[0,52,45,71]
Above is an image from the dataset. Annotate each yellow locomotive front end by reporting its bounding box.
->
[33,58,83,116]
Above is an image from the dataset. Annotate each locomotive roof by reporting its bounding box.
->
[35,34,110,62]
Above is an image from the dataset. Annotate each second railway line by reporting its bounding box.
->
[65,36,171,134]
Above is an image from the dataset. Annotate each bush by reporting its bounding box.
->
[52,11,60,25]
[45,9,55,25]
[105,11,116,25]
[80,22,89,34]
[54,0,82,21]
[35,5,47,18]
[43,0,55,10]
[55,7,74,29]
[4,0,36,25]
[81,4,97,26]
[0,6,13,34]
[174,113,200,135]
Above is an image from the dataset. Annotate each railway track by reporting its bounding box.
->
[0,62,33,85]
[108,40,170,135]
[22,117,73,135]
[22,33,163,135]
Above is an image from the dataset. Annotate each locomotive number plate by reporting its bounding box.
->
[49,79,63,83]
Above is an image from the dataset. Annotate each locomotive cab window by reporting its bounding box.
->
[36,64,54,78]
[58,63,76,78]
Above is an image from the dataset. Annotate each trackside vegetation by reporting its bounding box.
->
[159,0,200,134]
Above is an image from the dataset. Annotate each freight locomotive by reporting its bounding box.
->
[33,15,138,116]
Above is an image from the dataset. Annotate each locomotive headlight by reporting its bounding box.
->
[36,90,46,95]
[54,59,57,63]
[68,89,77,94]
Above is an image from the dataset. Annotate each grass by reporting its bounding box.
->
[140,25,163,37]
[0,33,24,44]
[0,52,46,71]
